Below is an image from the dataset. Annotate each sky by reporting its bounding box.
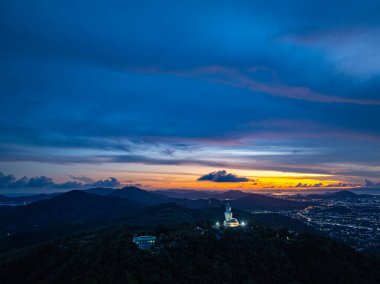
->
[1,0,380,193]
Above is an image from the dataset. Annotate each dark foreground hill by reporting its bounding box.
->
[366,245,380,260]
[0,224,378,284]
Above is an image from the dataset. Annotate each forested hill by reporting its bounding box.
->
[0,224,379,284]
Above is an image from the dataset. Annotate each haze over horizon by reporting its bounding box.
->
[1,1,380,193]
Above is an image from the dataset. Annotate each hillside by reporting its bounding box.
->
[109,186,171,205]
[306,190,361,199]
[0,193,59,205]
[0,192,312,234]
[232,193,306,210]
[111,187,304,211]
[83,187,118,196]
[249,213,317,232]
[0,187,308,212]
[173,197,223,209]
[0,224,379,284]
[124,203,202,226]
[0,195,12,203]
[0,191,144,232]
[213,190,250,200]
[124,203,317,233]
[154,189,217,199]
[0,193,318,255]
[156,189,250,200]
[366,245,380,260]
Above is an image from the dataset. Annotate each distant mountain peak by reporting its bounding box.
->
[110,186,170,205]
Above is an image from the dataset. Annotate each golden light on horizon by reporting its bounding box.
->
[111,166,347,191]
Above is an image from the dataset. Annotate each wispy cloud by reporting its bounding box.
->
[133,65,380,105]
[287,28,380,78]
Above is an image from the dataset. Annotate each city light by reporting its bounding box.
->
[241,221,246,226]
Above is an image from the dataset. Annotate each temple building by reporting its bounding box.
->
[223,203,240,228]
[133,235,156,250]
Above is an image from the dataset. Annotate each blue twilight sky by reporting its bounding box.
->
[1,0,380,192]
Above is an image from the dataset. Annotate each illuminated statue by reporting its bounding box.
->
[223,203,240,227]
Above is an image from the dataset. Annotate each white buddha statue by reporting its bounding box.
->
[223,203,240,227]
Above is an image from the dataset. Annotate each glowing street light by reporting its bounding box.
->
[241,221,246,226]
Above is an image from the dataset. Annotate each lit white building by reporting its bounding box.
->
[223,203,240,228]
[133,235,156,250]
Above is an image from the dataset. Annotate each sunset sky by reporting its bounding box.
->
[1,1,380,193]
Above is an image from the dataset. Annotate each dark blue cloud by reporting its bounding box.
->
[198,170,249,183]
[364,179,380,187]
[0,173,54,189]
[87,177,120,188]
[25,176,55,188]
[0,172,120,189]
[296,182,323,188]
[0,173,17,188]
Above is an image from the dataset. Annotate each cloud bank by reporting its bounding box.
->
[0,172,120,190]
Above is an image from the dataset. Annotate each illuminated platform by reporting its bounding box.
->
[133,235,156,250]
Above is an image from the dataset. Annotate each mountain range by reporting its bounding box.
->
[2,187,366,245]
[0,187,316,253]
[0,188,309,232]
[153,189,250,200]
